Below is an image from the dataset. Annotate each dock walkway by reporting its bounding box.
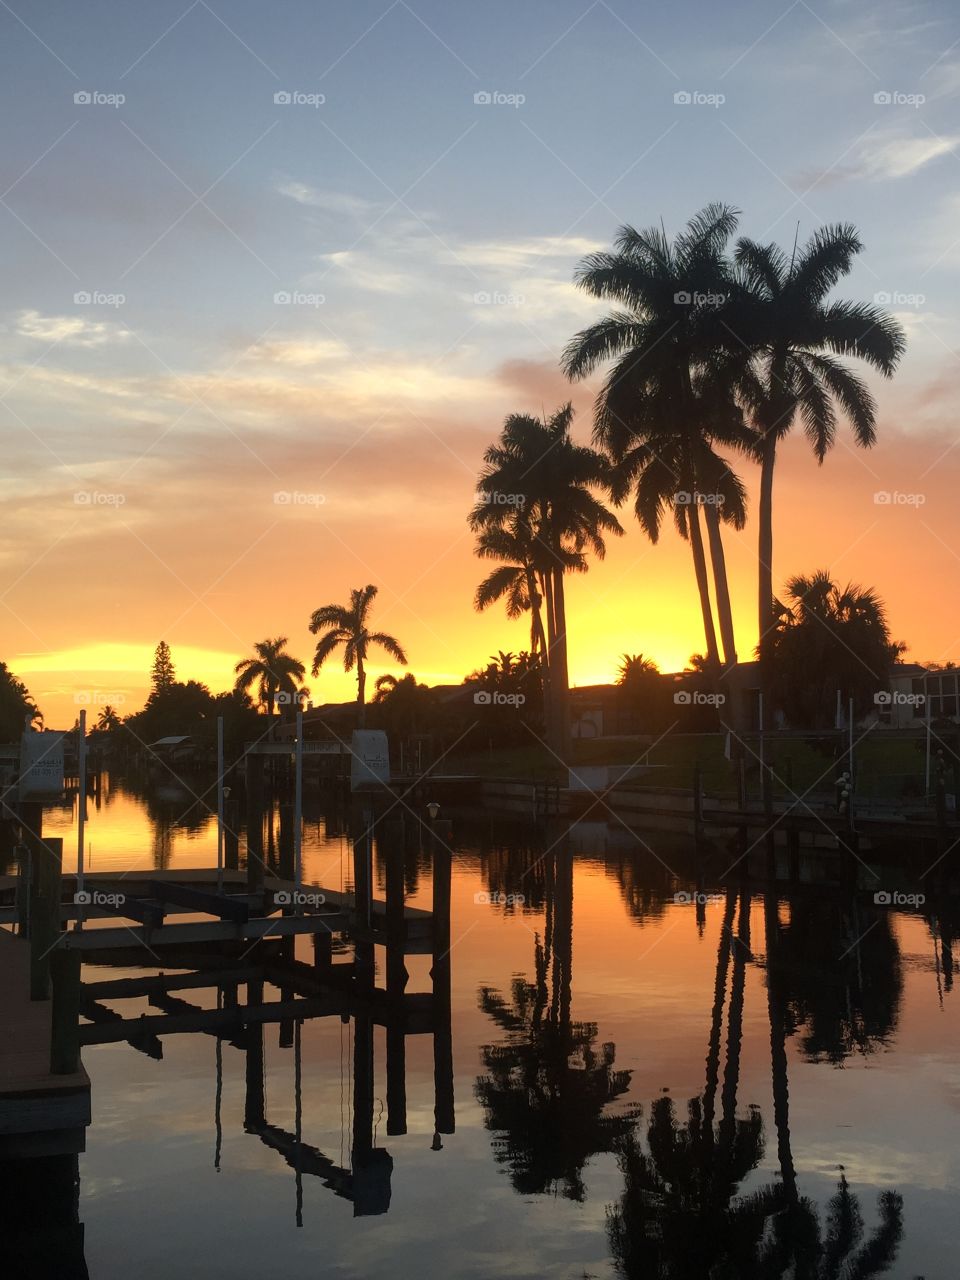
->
[0,928,90,1157]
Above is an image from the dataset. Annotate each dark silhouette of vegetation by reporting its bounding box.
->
[150,640,176,695]
[564,206,750,672]
[0,661,42,738]
[309,585,407,728]
[470,404,622,759]
[234,636,306,716]
[732,226,905,657]
[767,571,904,727]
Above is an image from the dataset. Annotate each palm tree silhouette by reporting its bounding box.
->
[94,704,122,733]
[234,637,306,717]
[731,225,905,655]
[475,844,637,1199]
[563,206,750,672]
[473,517,551,657]
[470,404,622,757]
[309,585,407,728]
[768,571,903,727]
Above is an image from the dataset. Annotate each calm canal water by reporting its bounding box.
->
[21,777,960,1277]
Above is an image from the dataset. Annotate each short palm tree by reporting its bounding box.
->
[309,585,407,727]
[616,653,658,685]
[234,637,306,716]
[473,518,551,657]
[94,704,122,733]
[731,225,905,654]
[563,205,751,672]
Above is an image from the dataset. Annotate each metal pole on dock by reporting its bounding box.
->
[216,716,224,897]
[294,706,303,896]
[77,709,87,928]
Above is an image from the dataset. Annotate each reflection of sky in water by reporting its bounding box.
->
[33,783,960,1278]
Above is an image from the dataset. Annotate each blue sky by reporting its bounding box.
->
[2,0,960,720]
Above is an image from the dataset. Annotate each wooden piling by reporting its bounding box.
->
[431,832,454,1135]
[28,836,63,1001]
[50,949,82,1075]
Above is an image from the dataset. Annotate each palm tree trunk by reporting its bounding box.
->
[357,654,366,729]
[526,569,547,657]
[542,569,560,753]
[688,504,720,668]
[758,433,777,659]
[764,891,798,1207]
[551,567,572,762]
[703,501,737,669]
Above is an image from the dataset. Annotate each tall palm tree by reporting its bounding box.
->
[234,638,306,716]
[309,585,407,727]
[731,226,905,655]
[470,404,622,758]
[563,205,751,673]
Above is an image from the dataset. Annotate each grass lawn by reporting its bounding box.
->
[443,730,940,800]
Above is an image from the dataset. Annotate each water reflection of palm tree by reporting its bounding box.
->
[475,847,637,1200]
[609,889,904,1276]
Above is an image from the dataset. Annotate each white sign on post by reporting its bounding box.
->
[350,730,390,791]
[19,729,65,799]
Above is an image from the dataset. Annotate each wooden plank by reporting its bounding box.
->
[148,880,249,923]
[60,912,352,951]
[78,994,342,1044]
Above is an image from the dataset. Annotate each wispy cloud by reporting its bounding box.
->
[16,310,132,347]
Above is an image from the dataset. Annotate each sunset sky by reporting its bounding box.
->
[2,0,959,726]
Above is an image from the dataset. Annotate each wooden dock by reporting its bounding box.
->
[0,929,91,1158]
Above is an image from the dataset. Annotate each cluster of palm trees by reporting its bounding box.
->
[471,405,623,755]
[473,205,905,747]
[233,585,407,728]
